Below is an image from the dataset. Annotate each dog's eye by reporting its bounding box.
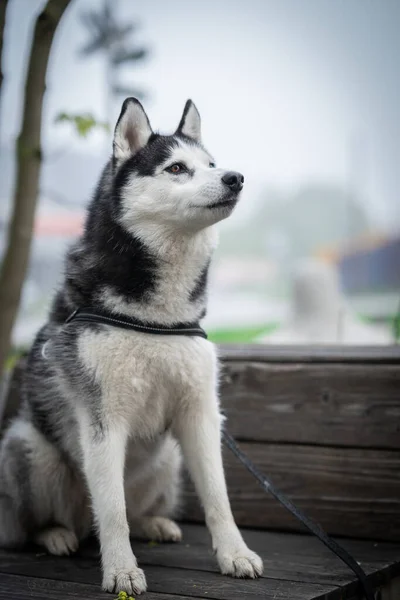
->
[209,162,216,168]
[166,163,185,174]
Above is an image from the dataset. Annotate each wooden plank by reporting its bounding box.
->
[220,362,400,448]
[0,572,196,600]
[78,524,400,591]
[3,361,400,450]
[0,552,336,600]
[219,344,400,364]
[182,443,400,541]
[1,522,399,599]
[140,565,335,600]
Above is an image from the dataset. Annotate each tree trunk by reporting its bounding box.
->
[0,0,9,97]
[0,0,71,375]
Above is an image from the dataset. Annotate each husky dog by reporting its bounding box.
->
[0,99,263,595]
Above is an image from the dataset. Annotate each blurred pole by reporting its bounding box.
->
[0,0,8,96]
[0,0,9,134]
[104,0,118,143]
[105,0,113,127]
[0,0,71,375]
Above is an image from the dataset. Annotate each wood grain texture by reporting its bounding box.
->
[219,362,400,448]
[0,552,336,600]
[0,524,399,599]
[218,344,400,364]
[79,524,400,590]
[0,573,197,600]
[182,443,400,541]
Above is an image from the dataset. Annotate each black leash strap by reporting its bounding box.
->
[222,429,375,600]
[65,308,208,339]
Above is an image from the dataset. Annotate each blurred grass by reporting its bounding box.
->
[208,323,278,343]
[208,314,399,344]
[4,347,25,372]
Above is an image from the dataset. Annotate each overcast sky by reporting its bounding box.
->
[2,0,400,230]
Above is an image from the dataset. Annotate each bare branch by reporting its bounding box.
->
[0,0,72,374]
[0,0,9,97]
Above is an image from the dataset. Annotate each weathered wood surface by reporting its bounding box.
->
[0,524,399,599]
[1,345,399,553]
[219,362,400,448]
[208,345,400,542]
[0,574,196,600]
[219,344,400,363]
[183,442,400,541]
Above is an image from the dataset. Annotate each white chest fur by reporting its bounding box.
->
[77,327,219,439]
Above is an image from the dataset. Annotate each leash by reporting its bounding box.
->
[62,307,374,598]
[222,428,375,600]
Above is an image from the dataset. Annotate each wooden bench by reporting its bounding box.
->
[1,345,400,599]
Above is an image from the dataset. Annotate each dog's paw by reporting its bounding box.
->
[217,546,263,579]
[102,564,147,595]
[35,526,79,556]
[139,516,182,543]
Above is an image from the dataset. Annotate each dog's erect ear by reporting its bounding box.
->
[176,100,201,142]
[113,98,153,161]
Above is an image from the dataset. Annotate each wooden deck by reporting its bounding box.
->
[1,345,400,598]
[0,524,399,599]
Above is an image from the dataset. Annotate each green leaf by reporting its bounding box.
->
[54,112,110,138]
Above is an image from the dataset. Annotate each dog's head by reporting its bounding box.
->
[112,98,244,232]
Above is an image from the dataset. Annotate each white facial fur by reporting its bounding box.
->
[119,140,237,235]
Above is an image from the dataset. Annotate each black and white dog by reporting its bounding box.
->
[0,99,263,595]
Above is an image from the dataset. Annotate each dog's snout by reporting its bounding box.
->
[221,171,244,192]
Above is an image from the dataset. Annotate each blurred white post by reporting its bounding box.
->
[345,130,369,244]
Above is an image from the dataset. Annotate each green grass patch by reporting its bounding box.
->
[4,347,26,372]
[208,323,278,343]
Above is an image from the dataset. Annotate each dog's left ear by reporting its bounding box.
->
[113,97,153,162]
[176,100,201,142]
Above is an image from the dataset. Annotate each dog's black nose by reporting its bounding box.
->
[221,171,244,192]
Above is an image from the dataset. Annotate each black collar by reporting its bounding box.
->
[65,308,207,339]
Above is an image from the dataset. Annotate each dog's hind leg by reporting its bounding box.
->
[0,492,27,548]
[126,435,182,543]
[0,418,90,554]
[130,516,182,542]
[0,425,34,549]
[34,526,79,556]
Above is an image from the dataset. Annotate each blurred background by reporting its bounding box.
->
[1,0,399,352]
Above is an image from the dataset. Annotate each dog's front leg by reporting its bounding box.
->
[175,401,263,578]
[80,423,147,595]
